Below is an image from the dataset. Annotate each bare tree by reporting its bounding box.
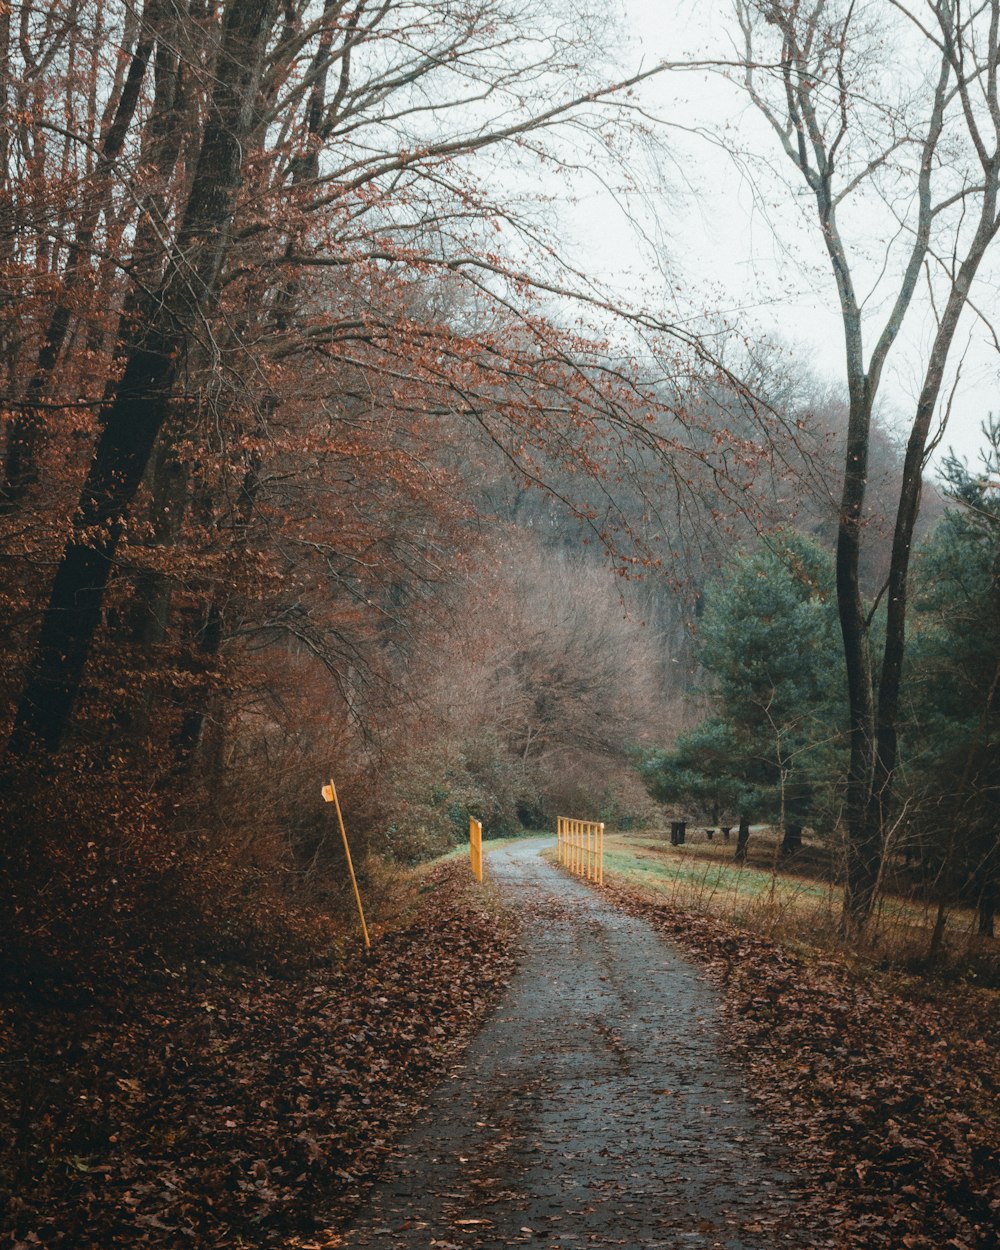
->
[0,0,703,761]
[382,531,669,848]
[734,0,1000,927]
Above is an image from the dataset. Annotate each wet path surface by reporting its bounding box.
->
[342,839,804,1249]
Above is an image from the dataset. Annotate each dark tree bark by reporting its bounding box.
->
[0,3,158,512]
[977,864,996,939]
[172,602,225,770]
[6,0,281,757]
[781,823,803,855]
[738,0,1000,931]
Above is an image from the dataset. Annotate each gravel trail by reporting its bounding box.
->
[342,838,805,1250]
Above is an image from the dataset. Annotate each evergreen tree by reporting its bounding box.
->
[642,532,847,833]
[906,421,1000,938]
[640,718,767,825]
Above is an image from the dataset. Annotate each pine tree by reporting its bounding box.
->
[642,532,847,836]
[907,421,1000,939]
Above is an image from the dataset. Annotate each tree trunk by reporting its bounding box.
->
[172,602,225,771]
[868,219,1000,893]
[0,10,156,512]
[927,894,948,964]
[978,882,996,939]
[781,823,802,855]
[735,817,750,862]
[837,383,880,929]
[6,0,280,758]
[976,837,999,939]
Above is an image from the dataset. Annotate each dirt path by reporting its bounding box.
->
[341,838,805,1250]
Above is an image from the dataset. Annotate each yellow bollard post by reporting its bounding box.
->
[322,778,370,948]
[469,816,483,883]
[599,821,605,885]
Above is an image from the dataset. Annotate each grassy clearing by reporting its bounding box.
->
[604,838,832,902]
[557,826,997,983]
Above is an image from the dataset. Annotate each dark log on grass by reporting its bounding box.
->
[781,823,803,855]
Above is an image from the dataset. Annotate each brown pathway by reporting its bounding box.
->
[341,837,806,1250]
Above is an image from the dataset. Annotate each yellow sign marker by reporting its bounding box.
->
[322,777,370,948]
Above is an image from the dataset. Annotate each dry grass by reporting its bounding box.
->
[581,826,999,985]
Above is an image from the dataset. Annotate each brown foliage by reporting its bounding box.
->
[0,749,335,989]
[0,861,518,1248]
[602,880,1000,1250]
[379,533,670,846]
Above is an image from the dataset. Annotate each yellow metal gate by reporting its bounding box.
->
[556,816,604,885]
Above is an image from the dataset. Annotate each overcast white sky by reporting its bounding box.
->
[554,0,1000,470]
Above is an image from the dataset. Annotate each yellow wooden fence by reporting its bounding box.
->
[556,816,604,885]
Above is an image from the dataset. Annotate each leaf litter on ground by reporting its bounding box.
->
[598,878,1000,1250]
[0,862,518,1249]
[7,848,998,1250]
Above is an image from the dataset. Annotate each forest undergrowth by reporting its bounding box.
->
[5,835,998,1250]
[0,862,519,1250]
[598,875,1000,1250]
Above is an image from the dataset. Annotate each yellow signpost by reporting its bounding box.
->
[557,815,604,885]
[469,816,483,883]
[322,778,370,948]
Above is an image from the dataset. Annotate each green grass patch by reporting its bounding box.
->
[601,839,832,907]
[590,832,994,981]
